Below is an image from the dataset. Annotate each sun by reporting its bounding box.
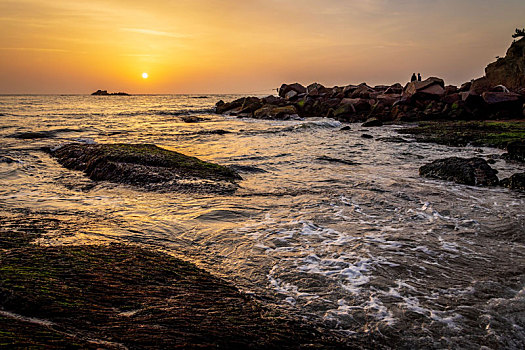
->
[142,72,148,79]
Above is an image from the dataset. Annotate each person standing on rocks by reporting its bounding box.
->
[418,73,422,81]
[411,73,417,82]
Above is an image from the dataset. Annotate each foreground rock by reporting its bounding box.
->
[500,173,525,190]
[0,213,350,349]
[504,140,525,162]
[419,157,499,186]
[49,143,241,193]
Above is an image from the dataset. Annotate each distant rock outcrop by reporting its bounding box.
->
[91,90,130,96]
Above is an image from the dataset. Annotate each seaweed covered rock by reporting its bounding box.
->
[49,143,241,193]
[419,157,499,186]
[500,173,525,190]
[253,105,299,120]
[215,97,262,115]
[0,243,350,348]
[505,140,525,162]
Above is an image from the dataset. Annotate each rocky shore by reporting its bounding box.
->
[0,211,352,349]
[215,38,525,124]
[215,36,525,190]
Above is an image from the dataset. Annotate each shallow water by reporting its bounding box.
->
[1,95,524,348]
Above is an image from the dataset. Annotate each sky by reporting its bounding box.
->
[0,0,524,94]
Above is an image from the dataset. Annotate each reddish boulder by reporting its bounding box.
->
[384,83,403,94]
[351,83,375,98]
[482,92,522,105]
[403,77,445,99]
[278,83,306,98]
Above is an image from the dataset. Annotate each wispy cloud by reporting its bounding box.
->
[0,47,69,52]
[121,28,190,38]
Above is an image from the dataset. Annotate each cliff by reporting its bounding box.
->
[485,37,525,90]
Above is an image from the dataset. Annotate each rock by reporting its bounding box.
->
[376,94,401,107]
[505,141,525,162]
[445,85,458,95]
[49,143,241,193]
[351,83,375,98]
[443,93,461,105]
[197,129,231,135]
[481,92,523,118]
[459,81,472,92]
[180,115,206,123]
[362,117,383,127]
[262,95,287,106]
[333,103,355,120]
[215,97,262,115]
[485,37,525,91]
[482,92,522,105]
[285,90,299,100]
[278,83,306,98]
[342,84,358,97]
[340,98,370,112]
[306,83,326,96]
[253,105,298,120]
[91,90,130,96]
[340,126,351,131]
[419,157,499,186]
[469,77,492,95]
[491,85,510,93]
[500,173,525,190]
[384,83,403,94]
[403,77,445,99]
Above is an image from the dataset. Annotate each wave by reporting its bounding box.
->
[115,108,215,117]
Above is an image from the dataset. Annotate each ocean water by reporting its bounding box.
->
[1,94,524,348]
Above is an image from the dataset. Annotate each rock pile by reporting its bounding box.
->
[216,37,525,123]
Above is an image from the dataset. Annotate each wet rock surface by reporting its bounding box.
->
[500,172,525,190]
[0,212,351,349]
[505,140,525,162]
[399,121,525,149]
[48,143,241,193]
[419,157,500,186]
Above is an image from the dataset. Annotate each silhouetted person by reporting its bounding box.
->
[411,73,417,82]
[417,73,422,81]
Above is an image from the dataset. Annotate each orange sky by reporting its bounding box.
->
[1,0,524,94]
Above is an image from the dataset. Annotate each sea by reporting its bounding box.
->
[1,94,524,349]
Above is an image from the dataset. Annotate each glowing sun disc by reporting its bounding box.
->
[142,72,148,79]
